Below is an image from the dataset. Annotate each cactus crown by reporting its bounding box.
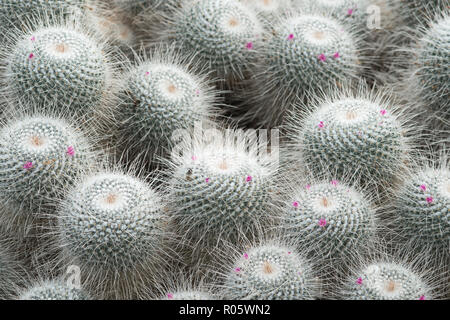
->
[221,241,319,300]
[58,171,165,270]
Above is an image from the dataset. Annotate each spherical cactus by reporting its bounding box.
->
[407,14,450,121]
[281,180,377,262]
[57,170,168,299]
[0,113,96,213]
[19,280,90,300]
[340,262,432,300]
[167,129,278,252]
[2,21,114,116]
[393,166,449,253]
[157,0,263,87]
[286,89,411,188]
[115,48,218,165]
[221,242,318,300]
[242,12,362,127]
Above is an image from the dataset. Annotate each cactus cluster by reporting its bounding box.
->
[0,0,447,302]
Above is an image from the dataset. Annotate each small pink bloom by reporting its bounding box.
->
[292,201,299,208]
[380,109,387,116]
[356,277,363,285]
[419,295,425,300]
[246,175,253,182]
[30,36,35,42]
[287,33,294,40]
[333,52,340,59]
[420,184,426,191]
[235,267,241,272]
[318,218,327,227]
[145,71,150,76]
[318,53,326,62]
[66,146,75,156]
[167,293,173,299]
[205,178,210,183]
[288,252,291,255]
[318,121,325,128]
[348,9,354,16]
[243,253,249,259]
[28,53,34,59]
[246,42,253,50]
[305,184,311,190]
[195,89,200,96]
[23,161,33,170]
[191,155,197,161]
[331,180,339,186]
[426,197,433,204]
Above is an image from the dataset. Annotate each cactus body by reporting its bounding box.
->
[19,280,89,300]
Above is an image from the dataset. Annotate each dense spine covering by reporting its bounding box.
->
[157,0,263,87]
[393,165,449,253]
[0,243,23,299]
[242,12,362,127]
[19,280,90,300]
[115,48,218,165]
[166,129,278,251]
[1,20,114,117]
[285,87,413,188]
[340,262,432,300]
[281,180,376,262]
[57,170,168,299]
[221,242,319,300]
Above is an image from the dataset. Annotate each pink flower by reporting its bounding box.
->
[288,252,291,255]
[195,89,200,96]
[30,36,36,42]
[347,9,354,16]
[243,253,249,259]
[28,53,34,59]
[145,71,150,76]
[167,293,173,299]
[66,146,75,156]
[426,197,433,204]
[287,33,294,40]
[246,42,254,50]
[318,121,325,128]
[356,277,363,285]
[318,53,326,62]
[331,180,339,186]
[420,184,426,191]
[292,201,299,208]
[380,109,387,116]
[246,175,253,182]
[191,155,197,161]
[23,162,33,170]
[318,218,327,227]
[305,184,311,190]
[205,178,210,183]
[333,52,340,59]
[419,295,425,300]
[235,267,241,272]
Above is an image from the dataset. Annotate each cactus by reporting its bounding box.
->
[393,165,449,254]
[242,12,362,127]
[57,170,168,299]
[220,241,319,300]
[19,280,90,300]
[340,261,432,300]
[241,0,293,28]
[115,47,219,165]
[157,0,263,87]
[407,14,450,121]
[162,290,215,300]
[286,87,412,188]
[166,128,278,252]
[1,20,114,117]
[281,180,377,262]
[0,112,96,213]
